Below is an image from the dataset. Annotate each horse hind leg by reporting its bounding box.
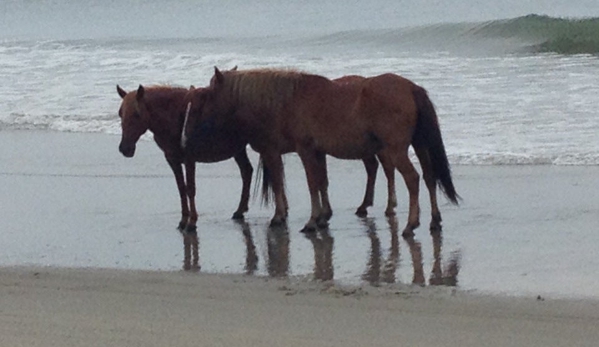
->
[184,160,198,233]
[390,148,420,237]
[232,149,253,220]
[261,152,288,227]
[298,149,326,232]
[356,156,378,217]
[414,147,442,232]
[377,154,397,217]
[168,158,190,231]
[316,151,332,223]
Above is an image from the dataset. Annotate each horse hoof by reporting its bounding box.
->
[269,216,286,227]
[429,221,442,233]
[355,208,368,217]
[231,211,245,220]
[402,229,415,238]
[185,225,197,233]
[300,224,317,233]
[316,218,329,229]
[177,221,187,231]
[301,219,318,233]
[322,211,333,221]
[401,227,415,238]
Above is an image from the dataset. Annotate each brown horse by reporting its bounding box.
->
[116,84,253,232]
[182,78,385,219]
[256,75,393,218]
[184,68,459,236]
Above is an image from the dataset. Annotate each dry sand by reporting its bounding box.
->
[1,130,599,346]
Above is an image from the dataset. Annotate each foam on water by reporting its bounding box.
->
[1,11,598,165]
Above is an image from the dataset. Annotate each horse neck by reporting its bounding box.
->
[145,91,186,141]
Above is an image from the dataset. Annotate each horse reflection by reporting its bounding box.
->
[361,218,381,285]
[181,230,199,271]
[402,227,461,287]
[428,231,461,286]
[361,216,460,287]
[402,232,426,286]
[361,218,400,285]
[382,217,400,284]
[235,220,258,275]
[305,229,334,281]
[266,225,290,278]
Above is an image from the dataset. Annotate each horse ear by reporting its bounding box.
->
[116,85,127,99]
[214,66,224,85]
[189,85,195,91]
[231,65,238,71]
[136,85,145,101]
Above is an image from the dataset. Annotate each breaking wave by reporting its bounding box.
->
[303,14,599,55]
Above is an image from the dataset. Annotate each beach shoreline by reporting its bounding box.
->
[2,129,599,345]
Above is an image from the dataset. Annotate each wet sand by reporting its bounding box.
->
[2,266,599,347]
[1,130,599,345]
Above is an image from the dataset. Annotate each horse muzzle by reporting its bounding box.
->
[119,142,136,158]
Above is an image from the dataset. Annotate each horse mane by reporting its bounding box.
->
[140,85,189,113]
[144,85,188,96]
[222,69,305,113]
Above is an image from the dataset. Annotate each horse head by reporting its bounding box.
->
[116,84,152,157]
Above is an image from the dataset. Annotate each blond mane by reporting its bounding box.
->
[222,69,304,113]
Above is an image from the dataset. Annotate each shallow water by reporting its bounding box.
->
[1,132,598,300]
[1,0,599,300]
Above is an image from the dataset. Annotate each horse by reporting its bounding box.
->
[182,77,388,219]
[184,67,459,236]
[116,84,253,232]
[255,75,394,219]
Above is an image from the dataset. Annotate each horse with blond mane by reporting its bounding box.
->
[116,84,252,232]
[184,68,459,236]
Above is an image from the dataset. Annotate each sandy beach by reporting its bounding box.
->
[2,266,599,347]
[1,130,599,346]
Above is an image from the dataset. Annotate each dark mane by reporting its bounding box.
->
[221,69,308,113]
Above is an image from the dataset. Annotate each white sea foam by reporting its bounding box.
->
[1,8,598,166]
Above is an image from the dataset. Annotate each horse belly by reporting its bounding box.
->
[185,132,244,163]
[319,132,382,160]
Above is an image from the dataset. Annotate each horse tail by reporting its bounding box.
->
[255,155,275,206]
[411,85,460,204]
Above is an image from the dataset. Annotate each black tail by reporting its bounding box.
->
[255,156,275,206]
[411,86,460,204]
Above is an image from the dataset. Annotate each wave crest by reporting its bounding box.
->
[469,14,599,55]
[304,14,599,55]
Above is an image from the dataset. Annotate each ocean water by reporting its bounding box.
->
[1,0,599,165]
[1,1,599,299]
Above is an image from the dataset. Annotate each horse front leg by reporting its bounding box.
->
[232,149,253,220]
[184,160,198,232]
[356,156,378,217]
[167,158,189,230]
